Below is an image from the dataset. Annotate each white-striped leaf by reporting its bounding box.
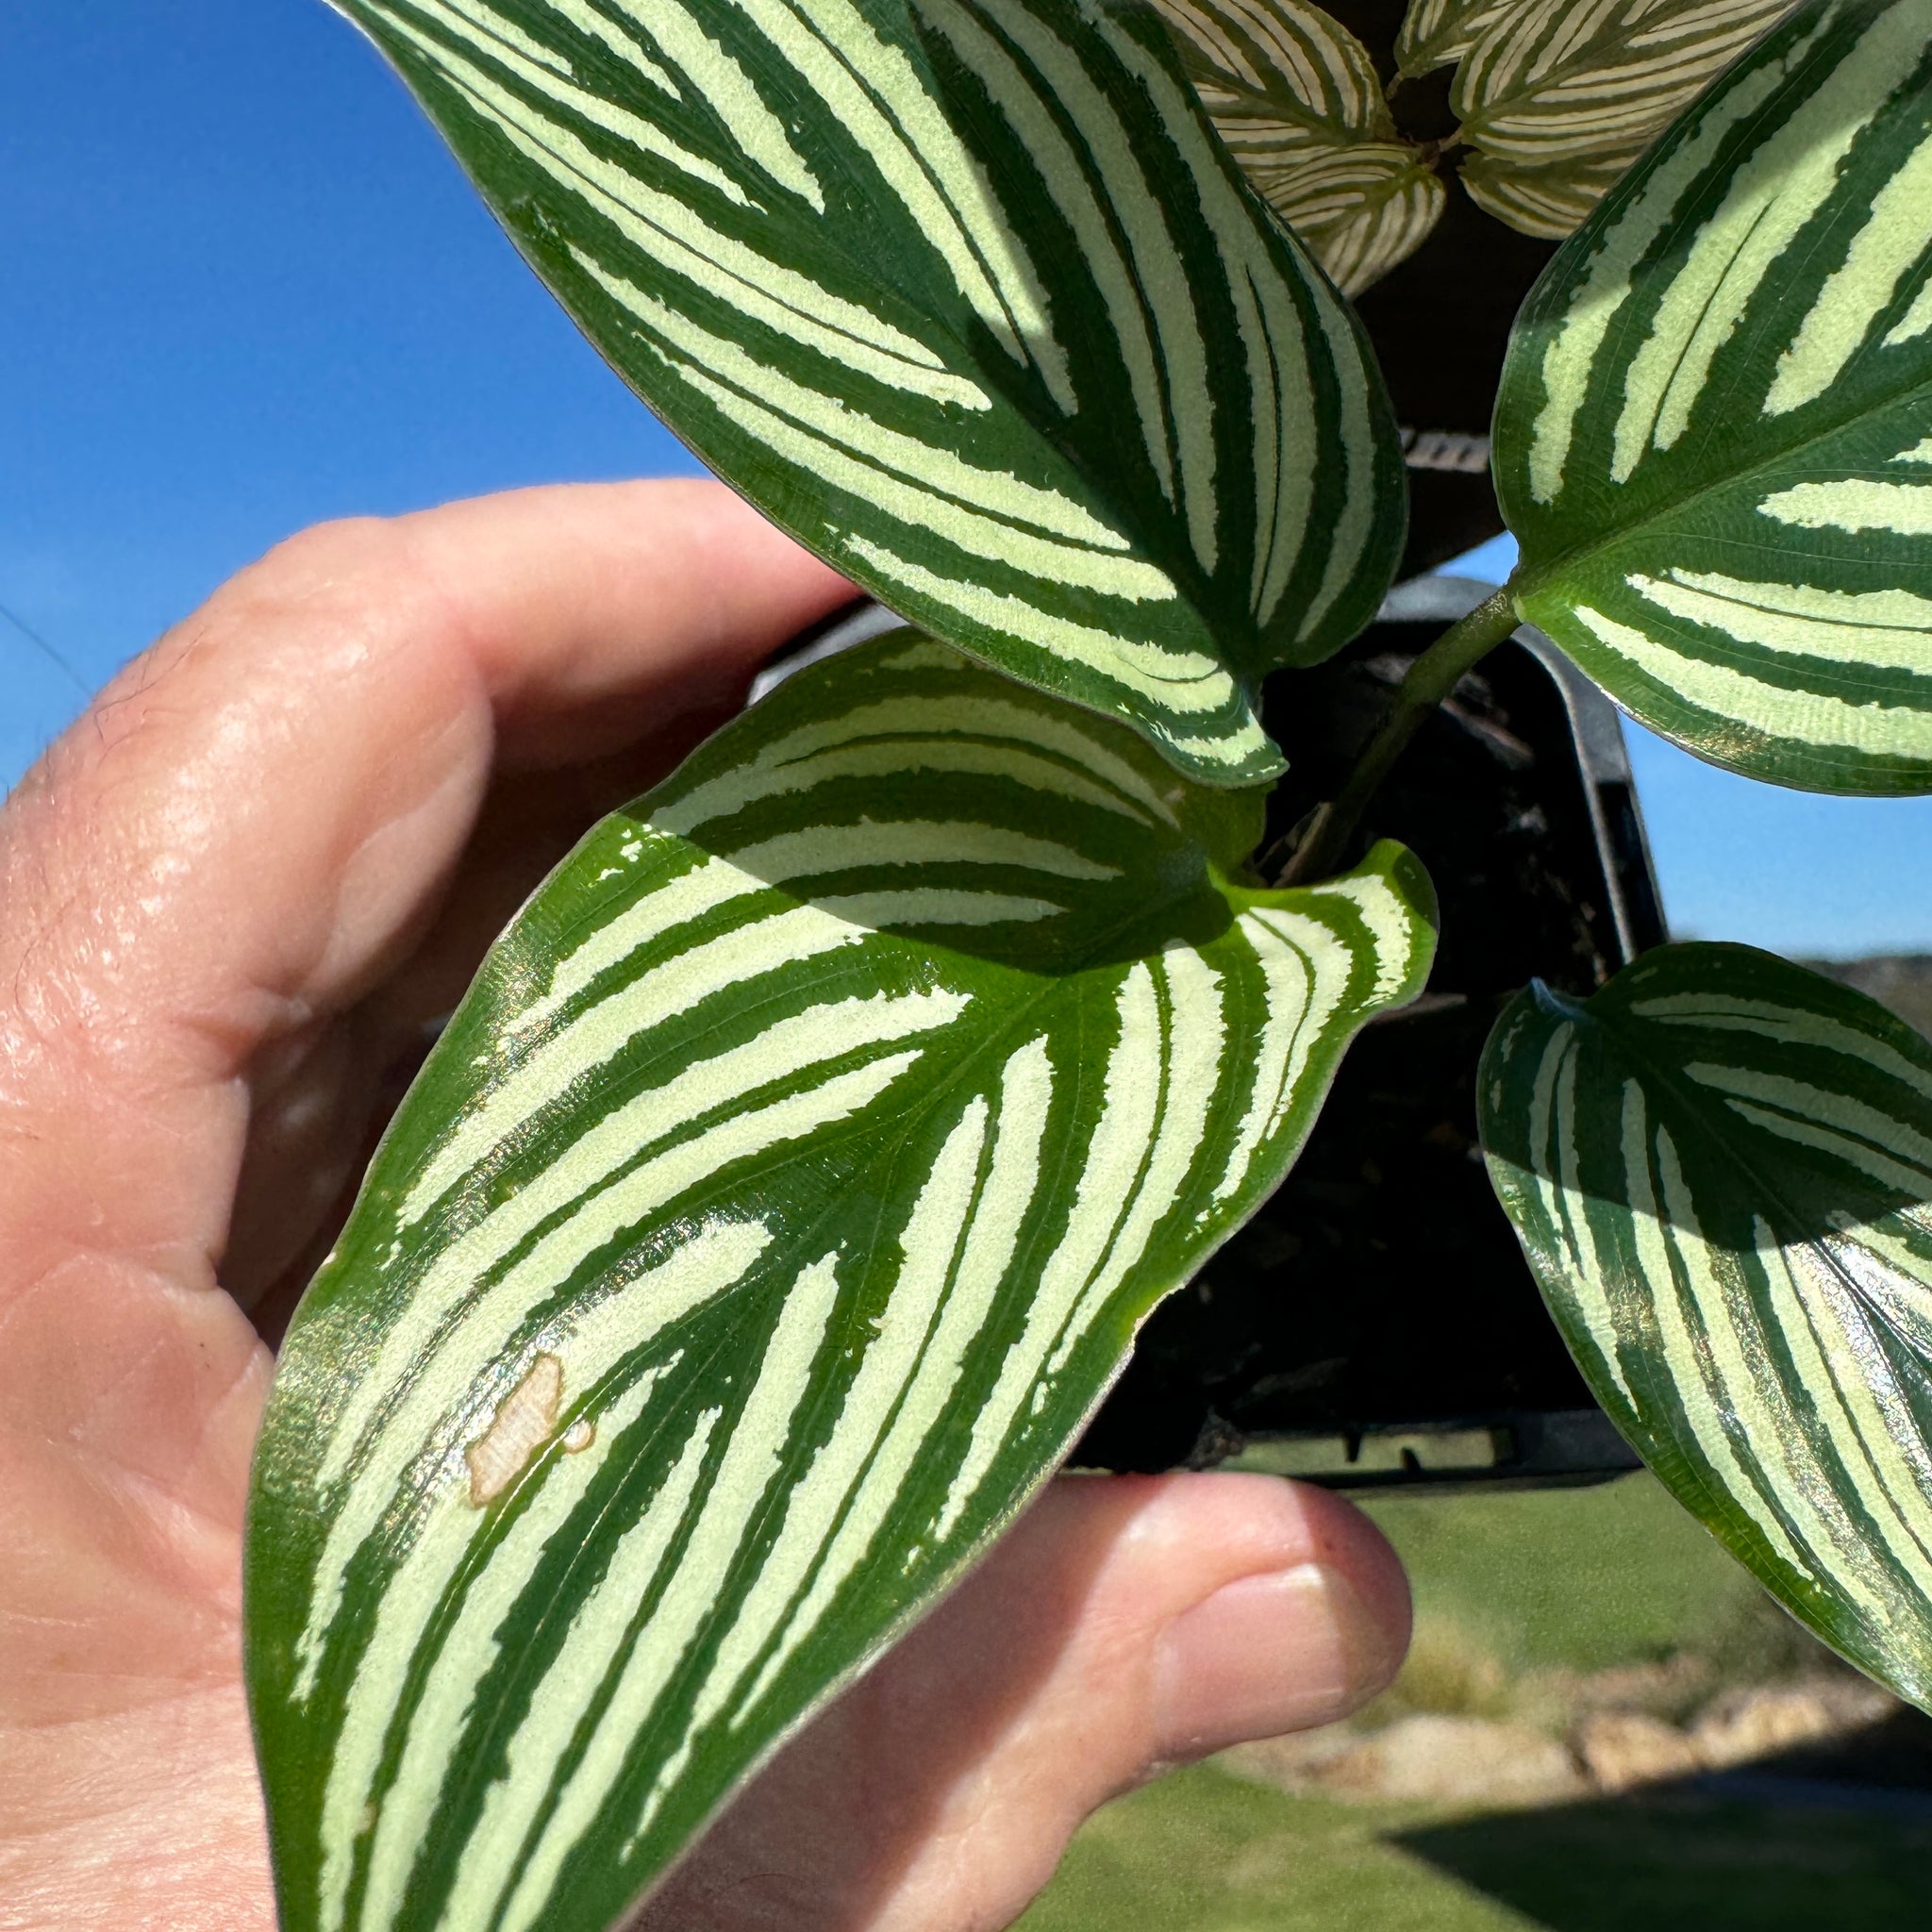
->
[1460,143,1643,236]
[1450,0,1795,243]
[1156,0,1447,291]
[1395,0,1520,78]
[1454,0,1798,171]
[1263,143,1450,293]
[1480,944,1932,1710]
[1493,0,1932,793]
[1155,0,1393,151]
[245,633,1436,1932]
[324,0,1407,787]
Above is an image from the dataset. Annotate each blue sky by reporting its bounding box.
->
[6,3,1931,958]
[0,0,698,776]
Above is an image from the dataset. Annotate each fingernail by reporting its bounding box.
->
[1150,1562,1403,1759]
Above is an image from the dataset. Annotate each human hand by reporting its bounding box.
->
[0,481,1409,1932]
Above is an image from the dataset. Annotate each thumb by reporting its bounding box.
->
[648,1470,1408,1932]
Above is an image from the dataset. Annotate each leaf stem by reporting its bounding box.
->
[1278,581,1521,888]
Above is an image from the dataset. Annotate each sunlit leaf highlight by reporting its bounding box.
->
[1481,944,1932,1711]
[1494,0,1932,793]
[327,0,1407,784]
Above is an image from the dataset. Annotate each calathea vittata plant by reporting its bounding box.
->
[245,2,1932,1928]
[1153,0,1801,291]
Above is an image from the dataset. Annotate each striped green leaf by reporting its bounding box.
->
[1454,0,1797,174]
[1460,143,1642,237]
[1480,944,1932,1709]
[1395,0,1519,79]
[325,0,1407,787]
[1156,0,1394,153]
[1156,0,1446,291]
[245,633,1436,1932]
[1494,0,1932,793]
[1263,142,1450,294]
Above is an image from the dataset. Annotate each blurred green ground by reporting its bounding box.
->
[1361,1468,1817,1688]
[1012,1474,1932,1930]
[1017,1768,1930,1931]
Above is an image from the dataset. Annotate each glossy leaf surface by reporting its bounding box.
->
[1481,944,1932,1709]
[326,0,1406,785]
[1158,0,1446,290]
[246,634,1437,1932]
[1495,0,1932,792]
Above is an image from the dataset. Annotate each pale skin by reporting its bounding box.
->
[0,480,1410,1932]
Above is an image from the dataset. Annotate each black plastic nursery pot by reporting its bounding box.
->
[751,80,1648,1496]
[1075,577,1666,1491]
[764,579,1668,1497]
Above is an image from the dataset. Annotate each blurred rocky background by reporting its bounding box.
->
[1019,1475,1932,1931]
[1807,957,1932,1041]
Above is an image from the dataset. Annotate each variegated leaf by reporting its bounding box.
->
[1460,143,1642,236]
[1395,0,1520,78]
[325,0,1407,787]
[1257,142,1450,292]
[1155,0,1445,289]
[1155,0,1394,150]
[1451,0,1795,238]
[1493,0,1932,793]
[1481,944,1932,1710]
[1455,0,1798,168]
[245,634,1437,1932]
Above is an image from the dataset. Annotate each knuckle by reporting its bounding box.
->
[249,512,408,597]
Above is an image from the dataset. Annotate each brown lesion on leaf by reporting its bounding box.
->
[465,1352,565,1506]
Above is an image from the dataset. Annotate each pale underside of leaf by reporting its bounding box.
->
[1156,0,1446,289]
[245,635,1437,1932]
[327,0,1406,787]
[1459,144,1641,235]
[1396,0,1521,77]
[1456,0,1800,162]
[1481,943,1932,1711]
[1155,0,1393,143]
[1257,142,1451,291]
[1494,0,1932,793]
[1450,0,1798,235]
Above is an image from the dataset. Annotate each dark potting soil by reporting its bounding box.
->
[1075,615,1640,1474]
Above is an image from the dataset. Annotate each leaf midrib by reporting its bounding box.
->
[1589,1003,1932,1359]
[341,874,1229,1909]
[1508,363,1932,604]
[399,0,1245,640]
